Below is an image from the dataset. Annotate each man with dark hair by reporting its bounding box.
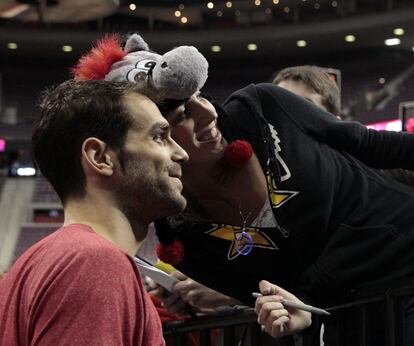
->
[273,65,341,116]
[0,79,188,345]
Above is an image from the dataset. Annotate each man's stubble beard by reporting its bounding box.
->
[117,156,186,223]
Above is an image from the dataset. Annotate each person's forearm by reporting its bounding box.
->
[220,295,241,306]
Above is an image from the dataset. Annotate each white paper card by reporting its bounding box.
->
[134,257,178,292]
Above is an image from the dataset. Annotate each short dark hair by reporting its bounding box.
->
[273,65,340,115]
[32,79,135,204]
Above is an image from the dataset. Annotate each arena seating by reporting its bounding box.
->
[12,226,56,264]
[32,175,60,204]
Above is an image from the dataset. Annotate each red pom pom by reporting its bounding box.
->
[156,240,185,266]
[72,34,126,80]
[407,118,414,133]
[224,140,253,168]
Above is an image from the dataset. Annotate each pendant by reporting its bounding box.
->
[235,229,253,255]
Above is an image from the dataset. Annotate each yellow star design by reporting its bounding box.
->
[266,175,299,208]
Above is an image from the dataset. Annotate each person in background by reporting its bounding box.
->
[273,65,414,190]
[272,65,341,116]
[0,79,188,345]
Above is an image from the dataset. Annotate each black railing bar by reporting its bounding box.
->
[385,292,397,346]
[200,329,211,346]
[163,309,258,335]
[326,295,384,312]
[387,284,414,297]
[222,325,236,346]
[360,306,368,346]
[327,284,414,312]
[172,331,185,346]
[251,322,262,346]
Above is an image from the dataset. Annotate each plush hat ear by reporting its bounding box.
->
[72,34,126,80]
[124,33,149,53]
[152,46,208,100]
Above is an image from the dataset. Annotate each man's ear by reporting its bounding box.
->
[81,137,115,177]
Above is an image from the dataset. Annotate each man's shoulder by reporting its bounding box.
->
[19,224,132,273]
[49,224,131,265]
[50,224,113,247]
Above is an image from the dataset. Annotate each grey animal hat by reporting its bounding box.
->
[73,33,209,111]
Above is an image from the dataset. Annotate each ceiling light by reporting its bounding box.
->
[211,45,221,52]
[7,42,18,50]
[175,10,181,17]
[178,4,184,10]
[273,0,279,4]
[247,43,258,51]
[393,28,405,36]
[129,3,136,11]
[345,35,356,42]
[385,38,401,46]
[226,1,232,8]
[284,6,290,13]
[16,167,36,177]
[217,10,223,17]
[331,1,338,7]
[265,8,272,14]
[207,2,214,9]
[296,40,307,47]
[181,16,188,23]
[235,9,241,16]
[314,3,320,9]
[255,0,261,6]
[379,78,386,84]
[62,45,72,52]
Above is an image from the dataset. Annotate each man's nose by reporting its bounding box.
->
[171,139,189,163]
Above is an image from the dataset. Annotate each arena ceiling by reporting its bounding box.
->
[0,0,413,63]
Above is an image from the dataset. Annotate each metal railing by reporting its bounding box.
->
[163,306,294,346]
[163,284,414,346]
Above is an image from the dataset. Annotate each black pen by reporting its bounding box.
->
[252,292,331,316]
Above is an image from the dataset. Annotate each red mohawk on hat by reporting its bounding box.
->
[72,34,126,80]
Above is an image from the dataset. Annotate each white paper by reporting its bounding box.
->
[134,257,178,292]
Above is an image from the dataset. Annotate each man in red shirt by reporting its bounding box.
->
[0,80,188,345]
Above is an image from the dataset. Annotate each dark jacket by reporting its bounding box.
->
[168,83,414,307]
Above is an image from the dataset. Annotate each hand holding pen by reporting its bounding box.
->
[253,280,314,338]
[252,293,330,316]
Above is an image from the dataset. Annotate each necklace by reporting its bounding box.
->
[234,208,254,255]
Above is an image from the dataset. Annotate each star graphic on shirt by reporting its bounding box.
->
[266,175,299,208]
[205,225,278,260]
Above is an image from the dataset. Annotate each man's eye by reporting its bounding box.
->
[153,133,165,142]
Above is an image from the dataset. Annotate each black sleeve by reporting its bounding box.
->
[177,261,258,306]
[254,83,414,170]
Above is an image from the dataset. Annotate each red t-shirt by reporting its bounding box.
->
[0,224,165,346]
